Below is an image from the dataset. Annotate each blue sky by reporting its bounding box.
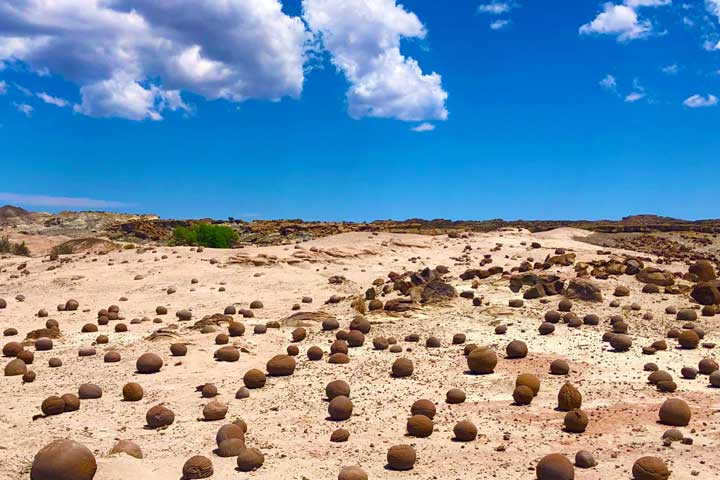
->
[1,0,718,221]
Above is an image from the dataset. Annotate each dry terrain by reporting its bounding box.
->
[1,227,719,479]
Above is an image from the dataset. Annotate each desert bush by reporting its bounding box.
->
[171,224,238,248]
[50,243,74,257]
[0,237,31,256]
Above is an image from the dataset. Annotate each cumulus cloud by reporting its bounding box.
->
[303,0,448,122]
[0,0,310,120]
[580,3,652,41]
[13,102,33,116]
[411,122,435,132]
[683,94,718,107]
[624,91,646,102]
[661,63,679,74]
[37,91,69,107]
[624,0,671,6]
[0,192,133,209]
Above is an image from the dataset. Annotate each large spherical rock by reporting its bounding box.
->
[3,341,22,357]
[506,340,528,359]
[182,455,213,479]
[467,347,497,374]
[564,409,589,433]
[146,405,175,428]
[610,334,632,352]
[78,383,102,399]
[243,369,266,389]
[4,358,27,376]
[678,330,700,349]
[236,447,264,472]
[216,423,245,446]
[41,396,65,416]
[550,359,570,375]
[516,373,540,396]
[513,385,534,405]
[31,439,97,480]
[406,414,433,437]
[632,456,669,480]
[326,380,350,400]
[536,453,574,480]
[136,353,163,373]
[411,399,436,419]
[215,346,239,362]
[35,338,53,351]
[392,358,414,378]
[557,383,582,411]
[328,396,353,421]
[228,322,245,337]
[202,401,228,421]
[61,394,80,412]
[266,355,296,376]
[387,444,416,471]
[698,357,719,375]
[170,343,187,356]
[659,398,690,426]
[453,420,477,441]
[338,466,368,480]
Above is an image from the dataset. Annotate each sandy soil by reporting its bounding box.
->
[0,229,718,479]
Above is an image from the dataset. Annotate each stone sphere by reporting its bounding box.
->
[678,330,700,349]
[610,334,632,352]
[110,440,143,459]
[267,355,296,376]
[61,394,80,412]
[328,396,353,421]
[31,439,97,480]
[228,322,245,337]
[35,338,53,351]
[710,370,720,387]
[326,380,350,400]
[698,358,719,375]
[4,358,27,376]
[539,322,555,335]
[41,396,65,416]
[338,466,368,480]
[331,340,349,355]
[215,346,239,362]
[350,316,371,333]
[291,327,307,342]
[104,351,121,363]
[78,383,102,399]
[203,400,228,421]
[182,455,213,479]
[170,343,187,356]
[136,353,163,373]
[146,405,175,428]
[386,444,416,471]
[659,398,690,426]
[411,399,436,419]
[536,453,574,480]
[516,373,540,396]
[347,330,365,347]
[243,369,266,389]
[564,409,589,433]
[236,447,264,472]
[453,420,477,441]
[330,428,350,442]
[328,353,350,364]
[406,414,433,437]
[392,358,414,378]
[506,340,528,359]
[3,341,22,357]
[307,346,324,361]
[632,456,669,480]
[446,388,466,404]
[216,423,246,447]
[467,347,497,374]
[122,382,144,402]
[575,450,597,469]
[550,359,570,375]
[513,385,534,405]
[557,383,582,411]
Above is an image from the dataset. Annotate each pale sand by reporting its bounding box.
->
[0,229,717,479]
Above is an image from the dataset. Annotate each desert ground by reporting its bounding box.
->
[1,227,719,479]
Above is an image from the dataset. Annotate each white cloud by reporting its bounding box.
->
[303,0,448,122]
[0,192,133,209]
[0,0,310,121]
[411,122,435,132]
[661,63,679,74]
[599,74,618,92]
[0,80,6,95]
[682,94,718,107]
[14,83,32,96]
[580,3,652,41]
[37,92,69,107]
[625,91,646,102]
[477,2,514,14]
[708,0,720,18]
[490,19,511,30]
[625,0,671,7]
[13,102,33,116]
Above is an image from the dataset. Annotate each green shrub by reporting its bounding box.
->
[171,224,238,248]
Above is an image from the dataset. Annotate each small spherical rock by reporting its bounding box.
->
[243,369,266,389]
[446,388,466,404]
[506,340,528,359]
[392,358,414,378]
[78,383,102,399]
[564,409,589,433]
[536,453,574,480]
[146,404,175,428]
[513,385,534,405]
[575,450,596,469]
[338,466,368,480]
[558,383,582,411]
[659,398,691,426]
[203,400,228,421]
[122,382,144,401]
[328,395,353,421]
[453,420,477,441]
[136,352,163,373]
[326,380,350,400]
[678,330,700,349]
[41,396,66,416]
[267,355,296,376]
[236,447,264,472]
[182,455,213,479]
[632,456,669,480]
[170,343,187,356]
[467,347,497,374]
[31,439,97,480]
[406,414,433,437]
[411,399,436,419]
